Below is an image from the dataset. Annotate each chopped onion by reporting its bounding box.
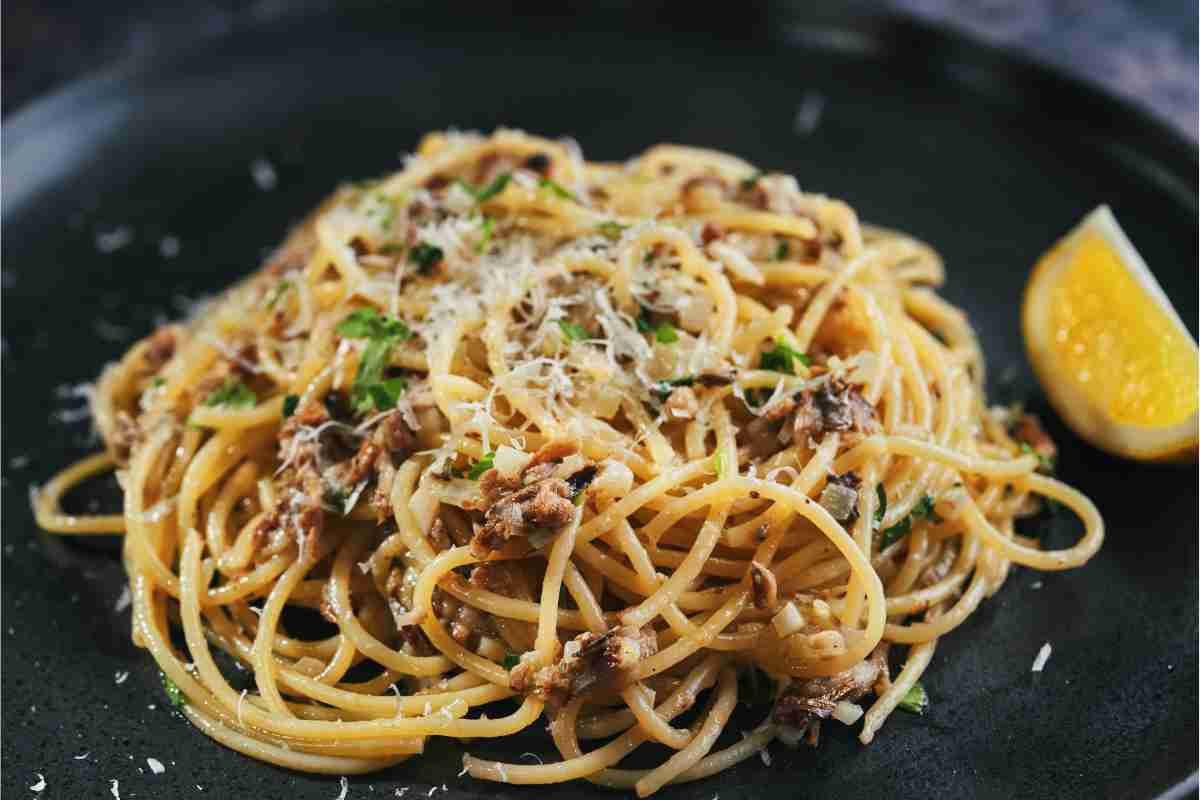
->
[831,701,863,725]
[493,445,531,477]
[771,601,806,638]
[592,460,634,498]
[818,482,858,522]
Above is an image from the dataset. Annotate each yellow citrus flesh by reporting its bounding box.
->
[1047,230,1198,428]
[1023,207,1198,462]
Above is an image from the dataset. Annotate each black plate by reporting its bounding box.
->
[3,7,1197,799]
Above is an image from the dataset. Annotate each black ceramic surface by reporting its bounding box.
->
[3,8,1197,800]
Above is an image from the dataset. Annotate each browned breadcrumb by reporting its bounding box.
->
[773,646,887,728]
[509,626,658,710]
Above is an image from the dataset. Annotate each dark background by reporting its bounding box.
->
[4,0,1198,137]
[1,2,1197,800]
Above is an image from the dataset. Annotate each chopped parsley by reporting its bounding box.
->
[739,172,763,191]
[202,379,257,409]
[874,484,888,526]
[264,280,293,309]
[636,315,653,333]
[759,340,811,374]
[538,177,577,201]
[654,322,679,344]
[1019,442,1056,474]
[597,221,628,240]
[651,375,695,398]
[736,664,776,706]
[408,242,444,274]
[558,320,591,343]
[336,307,412,341]
[712,450,726,478]
[466,452,496,480]
[335,308,414,413]
[774,239,789,260]
[366,377,407,411]
[282,394,300,418]
[150,376,166,388]
[477,216,496,253]
[878,494,940,549]
[897,682,928,715]
[323,484,351,515]
[456,173,512,204]
[369,193,396,229]
[501,653,521,670]
[161,673,187,708]
[475,174,512,203]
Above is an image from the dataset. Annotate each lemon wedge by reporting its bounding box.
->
[1022,206,1198,462]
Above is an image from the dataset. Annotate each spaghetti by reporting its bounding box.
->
[35,129,1103,793]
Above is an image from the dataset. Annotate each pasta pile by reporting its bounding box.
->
[35,129,1103,795]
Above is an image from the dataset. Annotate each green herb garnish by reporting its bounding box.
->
[654,322,679,344]
[150,376,166,388]
[651,376,695,398]
[879,494,939,549]
[538,178,577,201]
[897,682,928,715]
[161,673,187,708]
[477,216,496,253]
[759,340,811,374]
[739,172,763,191]
[408,242,444,274]
[264,280,293,309]
[501,653,520,670]
[202,379,257,409]
[455,173,512,204]
[875,484,888,526]
[466,452,496,481]
[636,315,654,333]
[336,308,412,341]
[367,377,408,411]
[475,174,511,203]
[282,394,300,418]
[336,308,413,413]
[774,239,789,261]
[323,484,351,515]
[370,193,396,229]
[558,320,591,343]
[1018,442,1056,474]
[712,450,726,478]
[597,221,628,240]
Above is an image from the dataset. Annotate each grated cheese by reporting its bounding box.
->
[1032,642,1052,672]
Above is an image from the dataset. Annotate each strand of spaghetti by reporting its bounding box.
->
[961,474,1104,570]
[635,666,738,796]
[884,546,997,644]
[32,452,126,533]
[834,435,1039,478]
[861,602,945,744]
[181,704,412,773]
[465,655,723,785]
[411,546,512,687]
[563,561,695,750]
[327,535,452,676]
[534,506,583,662]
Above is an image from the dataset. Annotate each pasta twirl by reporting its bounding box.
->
[34,129,1102,794]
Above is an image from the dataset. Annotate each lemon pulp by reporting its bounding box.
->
[1046,230,1198,428]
